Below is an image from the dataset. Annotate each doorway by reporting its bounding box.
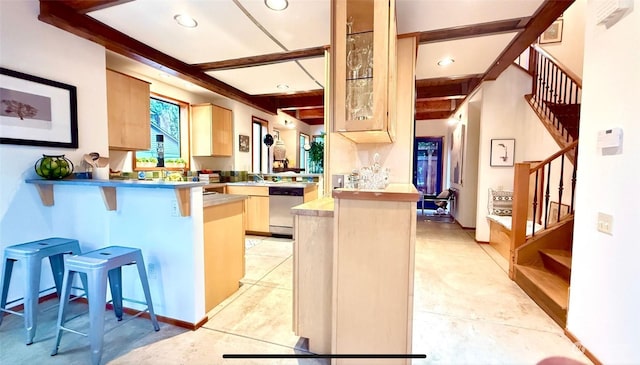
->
[413,137,444,209]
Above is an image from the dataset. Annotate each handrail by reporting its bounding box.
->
[530,140,578,172]
[531,44,582,88]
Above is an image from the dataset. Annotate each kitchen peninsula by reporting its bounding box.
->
[292,184,420,363]
[25,178,246,328]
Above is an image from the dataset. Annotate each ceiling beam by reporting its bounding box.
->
[415,110,455,121]
[38,0,277,115]
[440,0,575,122]
[193,46,328,71]
[484,0,575,81]
[416,17,530,44]
[415,76,482,99]
[415,99,455,112]
[58,0,132,14]
[297,108,324,119]
[190,18,532,73]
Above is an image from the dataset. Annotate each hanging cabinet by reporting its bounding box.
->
[331,0,397,144]
[191,103,233,157]
[107,69,151,150]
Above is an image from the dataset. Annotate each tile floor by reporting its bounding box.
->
[0,219,592,364]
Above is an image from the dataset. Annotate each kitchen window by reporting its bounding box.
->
[135,94,190,169]
[299,133,310,171]
[252,116,269,173]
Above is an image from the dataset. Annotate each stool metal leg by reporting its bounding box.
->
[0,257,15,326]
[107,267,123,321]
[52,270,76,356]
[48,253,66,295]
[135,256,159,331]
[87,269,109,365]
[24,255,42,345]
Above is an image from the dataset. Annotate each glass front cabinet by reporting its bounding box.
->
[331,0,397,144]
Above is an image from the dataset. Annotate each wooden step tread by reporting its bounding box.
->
[516,264,568,310]
[539,249,572,270]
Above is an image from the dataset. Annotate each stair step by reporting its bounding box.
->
[515,264,568,327]
[540,248,572,269]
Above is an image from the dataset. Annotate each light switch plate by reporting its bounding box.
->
[597,212,613,235]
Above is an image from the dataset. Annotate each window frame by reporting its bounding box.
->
[133,92,190,171]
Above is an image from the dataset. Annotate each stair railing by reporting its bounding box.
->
[509,140,578,276]
[527,45,582,142]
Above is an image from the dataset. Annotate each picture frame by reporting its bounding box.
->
[0,67,78,148]
[490,138,515,167]
[548,201,570,224]
[272,129,280,141]
[539,19,563,44]
[239,134,250,152]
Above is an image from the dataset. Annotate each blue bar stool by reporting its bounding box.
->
[0,237,83,345]
[51,246,160,365]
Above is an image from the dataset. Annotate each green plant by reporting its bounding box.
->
[308,138,324,173]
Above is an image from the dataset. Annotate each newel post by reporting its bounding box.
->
[509,163,531,279]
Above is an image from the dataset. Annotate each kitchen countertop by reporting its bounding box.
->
[203,193,247,208]
[226,181,317,188]
[291,197,334,217]
[332,183,420,202]
[26,178,206,189]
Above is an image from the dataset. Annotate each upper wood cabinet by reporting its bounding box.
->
[331,0,397,144]
[106,69,151,150]
[191,103,233,157]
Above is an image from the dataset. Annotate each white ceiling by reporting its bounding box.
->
[92,0,546,97]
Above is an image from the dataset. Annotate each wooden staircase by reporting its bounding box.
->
[510,138,578,328]
[513,216,574,327]
[522,44,582,164]
[510,43,582,327]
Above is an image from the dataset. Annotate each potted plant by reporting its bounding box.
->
[308,138,324,174]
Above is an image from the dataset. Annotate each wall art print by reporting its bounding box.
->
[0,67,78,148]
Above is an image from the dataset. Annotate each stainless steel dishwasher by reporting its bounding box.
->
[269,186,304,236]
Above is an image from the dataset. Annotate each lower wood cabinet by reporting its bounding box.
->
[203,199,245,312]
[226,185,270,234]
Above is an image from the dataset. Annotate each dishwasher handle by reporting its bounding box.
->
[269,187,304,196]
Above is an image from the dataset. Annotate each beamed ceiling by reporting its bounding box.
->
[37,0,573,126]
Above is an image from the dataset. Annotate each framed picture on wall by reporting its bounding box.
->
[539,19,563,44]
[0,67,78,148]
[490,138,515,166]
[548,201,570,224]
[239,134,250,152]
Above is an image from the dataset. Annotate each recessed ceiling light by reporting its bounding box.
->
[277,83,289,90]
[174,14,198,28]
[265,0,288,11]
[437,57,455,67]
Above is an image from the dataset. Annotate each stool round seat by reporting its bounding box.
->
[0,237,82,344]
[52,245,159,365]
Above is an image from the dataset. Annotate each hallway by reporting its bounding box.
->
[0,219,591,364]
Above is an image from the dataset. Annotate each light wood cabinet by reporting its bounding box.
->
[331,184,419,364]
[191,103,233,157]
[226,185,270,234]
[106,69,151,150]
[203,199,245,312]
[292,198,334,355]
[331,0,397,144]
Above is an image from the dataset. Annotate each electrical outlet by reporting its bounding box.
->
[171,199,180,217]
[597,212,613,235]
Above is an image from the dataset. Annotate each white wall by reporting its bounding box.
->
[539,0,586,79]
[0,0,107,303]
[0,0,208,323]
[567,2,640,363]
[474,66,532,241]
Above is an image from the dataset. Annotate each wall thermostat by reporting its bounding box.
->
[597,128,623,155]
